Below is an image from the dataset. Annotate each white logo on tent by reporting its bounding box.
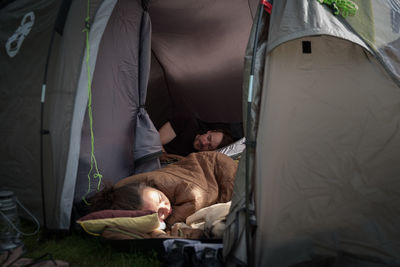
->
[5,12,35,58]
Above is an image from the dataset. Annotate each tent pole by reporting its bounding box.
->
[40,29,55,232]
[245,3,264,267]
[40,0,72,230]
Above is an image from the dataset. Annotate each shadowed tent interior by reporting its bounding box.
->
[146,0,257,126]
[0,0,256,231]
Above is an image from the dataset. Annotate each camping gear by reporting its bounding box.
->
[163,239,224,267]
[224,0,400,266]
[0,190,22,251]
[0,190,40,251]
[114,151,237,228]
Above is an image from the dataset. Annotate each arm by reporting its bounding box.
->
[158,121,177,146]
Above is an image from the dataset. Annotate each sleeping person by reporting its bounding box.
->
[159,109,234,156]
[89,151,238,229]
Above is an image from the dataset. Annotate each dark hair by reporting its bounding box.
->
[89,181,148,212]
[214,128,234,149]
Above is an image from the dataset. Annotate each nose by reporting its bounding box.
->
[160,200,170,210]
[200,137,209,145]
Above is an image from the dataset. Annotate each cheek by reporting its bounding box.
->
[193,140,200,149]
[142,201,157,212]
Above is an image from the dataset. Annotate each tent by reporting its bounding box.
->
[2,0,400,266]
[224,0,400,266]
[0,0,256,230]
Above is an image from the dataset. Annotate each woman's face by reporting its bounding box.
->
[141,187,172,221]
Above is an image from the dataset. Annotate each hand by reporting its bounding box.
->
[170,223,204,238]
[159,152,184,164]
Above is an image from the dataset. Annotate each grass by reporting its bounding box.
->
[18,219,162,267]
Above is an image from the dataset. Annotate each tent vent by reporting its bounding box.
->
[302,41,312,54]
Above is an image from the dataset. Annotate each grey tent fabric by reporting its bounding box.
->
[254,35,400,266]
[265,0,400,86]
[0,0,162,230]
[74,0,161,214]
[48,0,116,229]
[0,0,60,226]
[133,10,162,174]
[223,4,268,264]
[224,1,400,266]
[266,0,369,53]
[147,0,254,123]
[133,108,162,174]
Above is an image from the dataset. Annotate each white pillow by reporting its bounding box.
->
[217,137,246,159]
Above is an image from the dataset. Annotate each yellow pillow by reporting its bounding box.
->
[76,210,160,236]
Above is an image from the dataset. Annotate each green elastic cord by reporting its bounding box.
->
[317,0,358,17]
[82,0,103,205]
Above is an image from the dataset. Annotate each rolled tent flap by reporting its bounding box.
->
[133,108,162,174]
[133,9,162,174]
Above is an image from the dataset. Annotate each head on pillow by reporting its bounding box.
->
[193,128,234,151]
[89,181,172,221]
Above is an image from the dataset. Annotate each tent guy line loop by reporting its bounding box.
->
[84,17,91,31]
[82,0,103,206]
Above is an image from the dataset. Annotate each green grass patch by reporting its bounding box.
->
[19,220,161,267]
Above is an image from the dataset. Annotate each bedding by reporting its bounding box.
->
[170,201,231,239]
[115,151,237,227]
[160,137,246,165]
[216,137,245,159]
[77,151,237,240]
[76,210,160,236]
